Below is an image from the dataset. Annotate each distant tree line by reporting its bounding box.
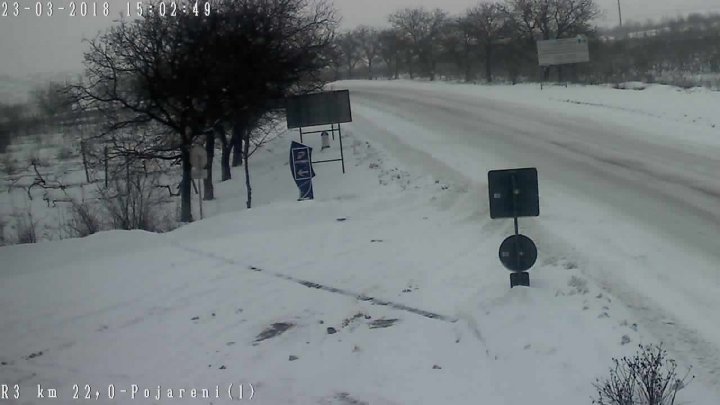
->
[0,81,78,153]
[327,1,720,87]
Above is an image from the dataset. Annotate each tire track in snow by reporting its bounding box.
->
[173,244,458,323]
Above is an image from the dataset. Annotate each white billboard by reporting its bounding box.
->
[537,36,590,66]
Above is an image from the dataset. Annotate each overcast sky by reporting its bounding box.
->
[1,0,719,78]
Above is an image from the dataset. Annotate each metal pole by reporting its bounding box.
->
[299,127,304,144]
[511,174,520,271]
[617,0,623,28]
[125,154,130,225]
[104,146,109,188]
[338,123,346,174]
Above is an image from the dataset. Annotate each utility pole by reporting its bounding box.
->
[617,0,623,27]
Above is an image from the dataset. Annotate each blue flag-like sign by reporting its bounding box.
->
[290,141,316,200]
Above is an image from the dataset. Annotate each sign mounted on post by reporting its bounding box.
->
[290,141,315,200]
[286,90,352,129]
[499,234,538,272]
[537,36,590,66]
[189,145,207,219]
[488,168,539,219]
[190,145,208,180]
[488,167,540,288]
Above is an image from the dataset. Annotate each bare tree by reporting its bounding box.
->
[378,29,403,79]
[389,7,448,80]
[73,0,337,218]
[467,3,513,82]
[207,0,337,208]
[506,0,600,40]
[31,81,76,120]
[72,4,217,223]
[337,32,361,79]
[355,26,380,79]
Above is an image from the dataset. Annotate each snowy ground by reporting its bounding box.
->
[2,80,720,404]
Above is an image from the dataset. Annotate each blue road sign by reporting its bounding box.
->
[290,141,316,200]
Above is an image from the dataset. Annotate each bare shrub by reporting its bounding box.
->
[0,217,6,246]
[56,145,76,161]
[13,209,38,244]
[63,198,104,238]
[1,154,20,175]
[28,150,50,168]
[593,344,694,405]
[98,167,177,233]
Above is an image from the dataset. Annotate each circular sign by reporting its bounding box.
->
[190,145,207,169]
[499,234,537,272]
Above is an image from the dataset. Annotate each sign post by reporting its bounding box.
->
[290,141,316,201]
[190,145,207,219]
[488,168,540,288]
[321,131,330,150]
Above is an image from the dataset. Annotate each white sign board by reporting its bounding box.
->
[537,36,589,66]
[191,168,208,180]
[190,145,208,180]
[190,145,207,169]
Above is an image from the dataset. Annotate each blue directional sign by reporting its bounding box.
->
[290,141,316,200]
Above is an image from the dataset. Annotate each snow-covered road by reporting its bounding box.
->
[343,80,720,388]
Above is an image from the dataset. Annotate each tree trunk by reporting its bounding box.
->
[485,44,493,83]
[80,140,91,183]
[221,146,231,181]
[218,123,233,181]
[232,127,243,167]
[394,55,399,79]
[203,130,215,200]
[368,60,373,80]
[407,51,414,79]
[243,130,252,209]
[180,144,193,222]
[464,46,472,83]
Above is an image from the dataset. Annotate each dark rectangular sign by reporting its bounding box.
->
[286,90,352,129]
[488,168,539,219]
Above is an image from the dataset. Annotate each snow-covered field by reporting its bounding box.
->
[2,80,720,404]
[0,130,97,243]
